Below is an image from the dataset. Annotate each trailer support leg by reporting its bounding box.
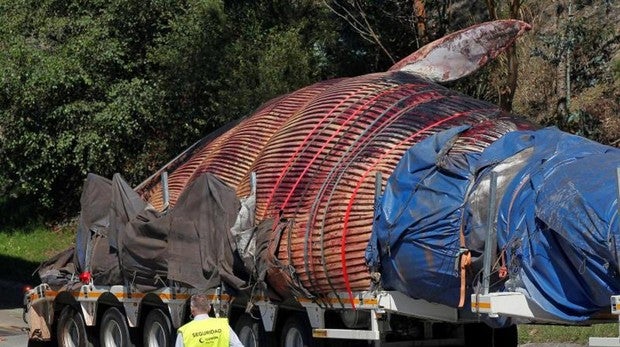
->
[257,303,278,332]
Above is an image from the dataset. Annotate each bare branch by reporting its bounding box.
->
[323,0,395,63]
[355,1,395,63]
[323,1,373,42]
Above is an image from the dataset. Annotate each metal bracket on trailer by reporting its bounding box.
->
[305,305,325,329]
[298,291,458,341]
[104,285,142,327]
[299,295,381,341]
[312,310,381,341]
[377,291,458,322]
[256,301,278,332]
[81,301,97,326]
[471,292,569,324]
[168,300,186,330]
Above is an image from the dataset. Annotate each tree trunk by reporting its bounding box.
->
[486,0,498,20]
[413,0,427,45]
[499,46,517,112]
[497,0,523,112]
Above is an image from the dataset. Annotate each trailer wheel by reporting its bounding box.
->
[143,309,174,347]
[465,322,517,347]
[99,307,134,347]
[57,306,93,347]
[234,313,272,347]
[280,314,318,347]
[490,324,518,347]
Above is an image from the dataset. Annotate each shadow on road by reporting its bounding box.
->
[0,254,40,310]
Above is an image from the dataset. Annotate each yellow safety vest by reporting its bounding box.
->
[177,317,230,347]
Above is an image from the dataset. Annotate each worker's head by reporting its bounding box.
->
[190,294,212,316]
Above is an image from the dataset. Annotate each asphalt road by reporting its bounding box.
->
[0,279,31,346]
[0,308,27,346]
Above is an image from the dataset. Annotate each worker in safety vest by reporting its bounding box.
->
[175,294,244,347]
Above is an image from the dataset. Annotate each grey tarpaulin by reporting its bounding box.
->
[73,173,122,285]
[74,174,112,270]
[109,172,245,292]
[36,247,76,288]
[109,173,166,290]
[165,172,245,291]
[248,218,292,301]
[231,187,256,271]
[231,215,299,301]
[43,172,246,292]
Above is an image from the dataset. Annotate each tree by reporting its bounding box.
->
[515,0,618,143]
[0,0,345,224]
[0,0,193,222]
[484,0,526,112]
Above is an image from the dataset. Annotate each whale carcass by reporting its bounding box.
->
[82,19,620,324]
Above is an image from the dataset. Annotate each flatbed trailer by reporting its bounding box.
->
[472,292,620,347]
[24,283,224,346]
[24,282,519,346]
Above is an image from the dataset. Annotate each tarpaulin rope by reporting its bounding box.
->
[458,217,472,308]
[498,250,508,279]
[458,251,472,308]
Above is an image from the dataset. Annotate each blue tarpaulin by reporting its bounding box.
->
[366,125,478,307]
[367,126,620,322]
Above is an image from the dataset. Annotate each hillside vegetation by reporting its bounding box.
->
[0,0,617,225]
[515,1,619,144]
[0,1,618,343]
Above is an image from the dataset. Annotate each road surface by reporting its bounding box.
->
[0,308,27,346]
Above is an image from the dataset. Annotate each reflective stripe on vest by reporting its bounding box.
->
[178,318,230,347]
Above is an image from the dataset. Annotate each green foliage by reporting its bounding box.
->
[0,0,174,220]
[0,0,346,224]
[230,2,338,118]
[322,0,448,72]
[532,10,616,92]
[519,323,619,345]
[1,0,614,225]
[523,3,618,144]
[560,109,601,140]
[0,223,75,283]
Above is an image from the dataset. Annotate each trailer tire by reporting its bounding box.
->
[99,307,134,347]
[280,314,320,347]
[465,322,517,347]
[234,313,272,347]
[491,324,518,347]
[143,309,173,347]
[57,306,93,347]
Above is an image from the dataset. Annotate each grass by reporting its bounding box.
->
[519,323,619,345]
[0,224,75,284]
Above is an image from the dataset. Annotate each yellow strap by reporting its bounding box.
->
[458,251,472,308]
